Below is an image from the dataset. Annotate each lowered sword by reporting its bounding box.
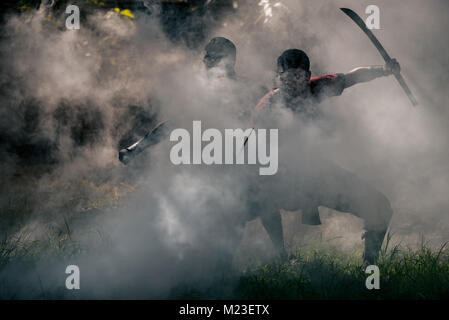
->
[340,8,418,106]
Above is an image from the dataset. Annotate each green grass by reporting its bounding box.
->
[2,220,449,299]
[1,168,448,299]
[0,225,84,268]
[236,248,448,299]
[169,237,449,300]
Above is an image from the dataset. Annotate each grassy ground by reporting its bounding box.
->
[2,211,449,299]
[1,166,448,299]
[235,243,449,299]
[168,239,449,300]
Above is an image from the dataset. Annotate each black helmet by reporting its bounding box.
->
[277,49,310,73]
[204,37,236,68]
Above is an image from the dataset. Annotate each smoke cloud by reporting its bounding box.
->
[0,0,448,298]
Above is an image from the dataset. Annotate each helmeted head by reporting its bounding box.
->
[203,37,236,77]
[277,49,311,97]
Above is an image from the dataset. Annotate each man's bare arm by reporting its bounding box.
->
[343,59,400,88]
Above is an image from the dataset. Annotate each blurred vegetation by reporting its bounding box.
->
[170,238,449,300]
[1,0,240,48]
[2,200,449,299]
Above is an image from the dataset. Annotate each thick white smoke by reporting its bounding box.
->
[1,0,448,298]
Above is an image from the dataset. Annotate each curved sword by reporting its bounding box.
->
[340,8,418,106]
